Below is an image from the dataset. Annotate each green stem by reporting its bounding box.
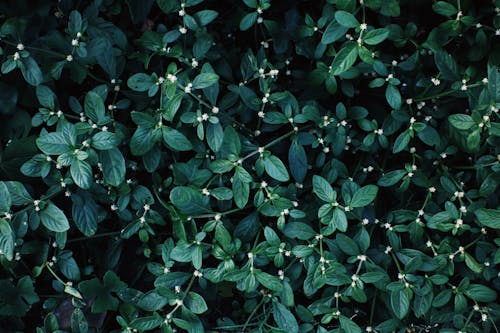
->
[242,296,266,332]
[45,262,65,285]
[413,82,483,102]
[242,125,312,162]
[1,39,65,58]
[67,231,121,243]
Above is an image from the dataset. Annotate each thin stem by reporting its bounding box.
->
[241,125,312,162]
[45,262,65,285]
[242,296,266,332]
[1,39,65,58]
[67,231,121,243]
[413,82,483,102]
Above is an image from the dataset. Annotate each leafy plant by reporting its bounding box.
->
[0,0,500,332]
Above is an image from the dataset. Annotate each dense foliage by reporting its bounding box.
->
[0,0,500,332]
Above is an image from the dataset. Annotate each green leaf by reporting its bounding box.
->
[283,222,316,240]
[313,175,336,202]
[36,85,56,109]
[192,73,219,89]
[0,182,12,213]
[378,170,406,187]
[194,10,218,26]
[131,127,155,156]
[385,84,401,109]
[288,141,307,182]
[350,185,378,208]
[256,271,283,291]
[336,234,359,256]
[330,42,358,76]
[322,20,349,44]
[84,92,105,124]
[39,202,70,232]
[206,122,223,152]
[334,11,359,28]
[185,291,208,314]
[36,132,71,155]
[363,28,389,45]
[99,148,125,186]
[432,1,458,16]
[264,155,290,182]
[474,208,500,229]
[91,132,119,150]
[127,73,154,92]
[240,12,258,31]
[272,302,299,333]
[434,51,460,81]
[170,186,210,215]
[464,284,497,302]
[339,315,362,333]
[393,130,411,153]
[449,114,475,130]
[163,93,184,121]
[390,288,411,319]
[488,65,500,102]
[72,193,98,236]
[71,160,93,189]
[162,127,192,151]
[19,57,42,86]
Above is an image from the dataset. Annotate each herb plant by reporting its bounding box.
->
[0,0,499,332]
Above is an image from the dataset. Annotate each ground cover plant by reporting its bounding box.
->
[0,0,499,332]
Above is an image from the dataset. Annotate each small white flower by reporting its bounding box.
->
[261,96,268,103]
[66,54,73,62]
[111,204,118,211]
[461,84,467,91]
[386,73,394,81]
[175,299,183,306]
[13,52,20,60]
[247,252,253,259]
[257,17,263,24]
[351,274,359,281]
[496,29,500,36]
[268,69,279,77]
[139,216,146,223]
[16,43,24,50]
[323,147,330,153]
[260,181,267,188]
[426,240,433,247]
[202,188,210,196]
[201,113,209,121]
[360,23,367,30]
[211,106,219,114]
[406,98,413,105]
[184,83,193,93]
[101,126,108,132]
[482,77,488,84]
[431,77,440,86]
[384,246,392,254]
[167,74,177,83]
[376,128,383,135]
[71,39,79,46]
[482,314,488,321]
[179,26,187,34]
[392,60,398,66]
[256,7,263,14]
[178,9,185,16]
[362,218,369,225]
[191,58,198,68]
[258,111,265,118]
[357,255,367,262]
